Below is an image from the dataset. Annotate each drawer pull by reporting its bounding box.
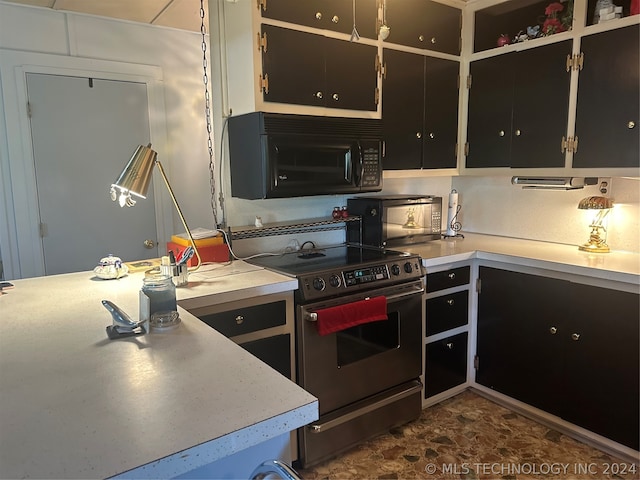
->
[446,342,454,350]
[571,333,581,341]
[446,299,455,306]
[235,315,244,325]
[448,273,456,280]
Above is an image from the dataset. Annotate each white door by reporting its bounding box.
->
[26,73,159,275]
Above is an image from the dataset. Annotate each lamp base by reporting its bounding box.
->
[578,241,610,253]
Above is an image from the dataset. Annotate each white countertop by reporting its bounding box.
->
[403,233,640,284]
[0,262,316,479]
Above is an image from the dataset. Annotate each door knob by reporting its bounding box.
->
[549,326,557,334]
[446,299,455,306]
[571,333,581,341]
[331,15,339,23]
[628,121,636,129]
[315,91,323,99]
[235,315,244,325]
[143,239,155,249]
[446,342,454,350]
[332,93,339,101]
[315,12,322,20]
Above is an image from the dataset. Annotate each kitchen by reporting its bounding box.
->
[0,0,638,478]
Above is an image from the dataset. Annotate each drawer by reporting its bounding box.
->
[425,332,468,398]
[426,290,468,336]
[196,300,286,338]
[426,266,470,292]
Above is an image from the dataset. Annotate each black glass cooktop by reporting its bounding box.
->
[247,244,410,277]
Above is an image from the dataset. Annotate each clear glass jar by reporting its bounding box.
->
[141,273,180,329]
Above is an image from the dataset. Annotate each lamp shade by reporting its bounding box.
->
[577,196,614,210]
[112,144,157,199]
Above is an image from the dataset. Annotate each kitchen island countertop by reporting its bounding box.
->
[0,262,315,479]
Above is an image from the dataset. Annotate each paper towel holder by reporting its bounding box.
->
[443,189,464,239]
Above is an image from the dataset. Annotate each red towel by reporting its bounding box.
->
[315,296,388,336]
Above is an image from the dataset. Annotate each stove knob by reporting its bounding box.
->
[391,264,401,276]
[329,274,342,288]
[404,262,413,274]
[312,277,326,291]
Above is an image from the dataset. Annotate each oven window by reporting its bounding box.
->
[336,311,400,367]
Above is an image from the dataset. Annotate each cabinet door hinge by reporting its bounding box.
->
[259,73,269,94]
[561,135,579,153]
[474,355,479,370]
[257,0,266,12]
[566,53,584,72]
[476,277,481,293]
[375,87,380,106]
[39,222,48,238]
[466,74,472,89]
[464,142,470,156]
[257,31,267,52]
[27,101,32,118]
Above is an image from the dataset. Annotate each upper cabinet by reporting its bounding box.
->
[573,25,639,168]
[462,0,640,176]
[261,25,379,112]
[384,0,462,55]
[259,0,379,39]
[466,41,572,169]
[382,48,459,170]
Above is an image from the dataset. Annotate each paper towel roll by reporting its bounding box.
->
[446,190,459,236]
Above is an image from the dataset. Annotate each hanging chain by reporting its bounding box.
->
[200,0,219,228]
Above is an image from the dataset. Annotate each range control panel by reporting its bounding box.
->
[298,255,424,302]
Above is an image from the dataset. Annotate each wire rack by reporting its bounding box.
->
[229,216,360,240]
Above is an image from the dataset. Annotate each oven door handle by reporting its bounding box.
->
[304,285,424,322]
[307,380,423,434]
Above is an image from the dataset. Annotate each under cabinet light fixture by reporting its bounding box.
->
[511,177,598,190]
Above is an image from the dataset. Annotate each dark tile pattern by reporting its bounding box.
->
[298,391,639,480]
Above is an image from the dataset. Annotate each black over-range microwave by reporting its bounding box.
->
[228,112,383,199]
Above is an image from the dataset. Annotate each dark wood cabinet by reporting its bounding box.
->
[240,334,292,379]
[425,332,468,398]
[476,266,639,450]
[260,0,378,40]
[573,25,639,168]
[382,48,459,170]
[261,24,378,111]
[466,40,572,169]
[385,0,462,55]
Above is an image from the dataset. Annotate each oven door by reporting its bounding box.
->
[297,279,424,467]
[297,279,424,415]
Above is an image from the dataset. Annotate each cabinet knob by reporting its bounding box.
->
[235,315,244,325]
[431,37,437,44]
[446,299,455,306]
[549,326,557,334]
[416,132,422,139]
[571,333,581,341]
[143,239,155,249]
[428,132,435,139]
[315,12,322,20]
[448,272,456,279]
[418,35,424,42]
[498,130,505,137]
[315,91,323,99]
[628,121,636,129]
[515,129,521,136]
[332,15,339,23]
[332,93,339,101]
[446,342,454,350]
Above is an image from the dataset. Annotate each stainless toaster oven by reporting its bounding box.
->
[347,195,442,248]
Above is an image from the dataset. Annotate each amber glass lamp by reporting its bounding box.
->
[577,196,614,253]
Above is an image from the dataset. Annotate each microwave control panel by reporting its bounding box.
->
[361,146,381,187]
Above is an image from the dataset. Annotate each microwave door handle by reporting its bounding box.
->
[355,142,364,186]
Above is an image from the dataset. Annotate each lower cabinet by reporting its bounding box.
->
[184,292,295,381]
[423,264,471,402]
[475,266,639,451]
[425,332,468,398]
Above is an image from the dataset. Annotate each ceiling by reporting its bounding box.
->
[3,0,208,32]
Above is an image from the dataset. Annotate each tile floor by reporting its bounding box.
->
[298,390,639,480]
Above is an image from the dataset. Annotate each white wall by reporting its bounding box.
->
[452,176,640,253]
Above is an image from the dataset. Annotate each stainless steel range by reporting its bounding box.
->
[248,245,424,467]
